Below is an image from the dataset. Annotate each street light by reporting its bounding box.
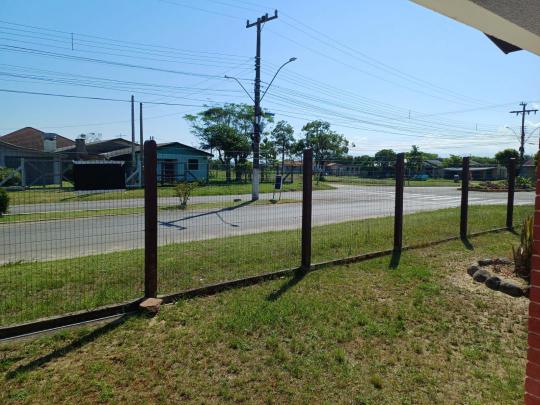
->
[260,57,297,101]
[225,57,297,200]
[504,125,519,140]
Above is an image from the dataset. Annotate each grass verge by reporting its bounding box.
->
[0,198,300,224]
[7,180,332,205]
[0,204,532,326]
[0,231,528,404]
[325,176,489,187]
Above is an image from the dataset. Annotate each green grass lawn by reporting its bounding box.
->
[0,231,528,404]
[6,180,333,205]
[325,175,488,187]
[0,204,532,327]
[0,198,300,224]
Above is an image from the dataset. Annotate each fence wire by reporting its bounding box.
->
[0,153,536,330]
[157,158,302,295]
[311,159,395,263]
[1,159,144,327]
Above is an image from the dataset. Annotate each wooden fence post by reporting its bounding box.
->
[460,156,470,239]
[506,158,516,230]
[300,148,313,274]
[144,140,158,298]
[393,153,405,252]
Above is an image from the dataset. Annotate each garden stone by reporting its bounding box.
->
[485,276,501,290]
[467,265,480,277]
[472,269,491,283]
[499,282,524,297]
[478,258,493,266]
[494,257,512,265]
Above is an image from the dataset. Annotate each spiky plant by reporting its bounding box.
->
[512,215,533,280]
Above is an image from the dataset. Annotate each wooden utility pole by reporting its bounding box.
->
[246,10,278,201]
[510,102,538,165]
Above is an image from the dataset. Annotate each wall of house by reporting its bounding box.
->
[0,144,63,185]
[156,145,209,182]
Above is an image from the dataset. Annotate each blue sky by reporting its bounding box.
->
[0,0,539,157]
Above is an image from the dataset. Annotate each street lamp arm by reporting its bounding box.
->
[525,126,540,142]
[260,57,297,101]
[224,75,254,102]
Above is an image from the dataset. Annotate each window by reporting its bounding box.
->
[187,159,199,171]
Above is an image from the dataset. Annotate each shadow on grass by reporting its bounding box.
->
[159,200,254,230]
[5,314,134,380]
[461,237,474,250]
[389,249,401,269]
[266,272,306,301]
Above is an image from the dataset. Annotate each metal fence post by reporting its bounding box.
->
[144,140,158,298]
[300,148,313,273]
[506,157,516,230]
[393,153,405,252]
[460,156,470,239]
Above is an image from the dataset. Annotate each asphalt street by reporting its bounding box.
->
[1,185,534,263]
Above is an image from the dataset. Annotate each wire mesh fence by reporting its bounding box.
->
[1,158,144,327]
[157,157,303,296]
[0,149,536,333]
[311,158,395,263]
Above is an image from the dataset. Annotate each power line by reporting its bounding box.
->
[0,19,249,59]
[0,88,220,106]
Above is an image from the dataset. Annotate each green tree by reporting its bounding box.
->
[374,149,396,167]
[495,148,519,167]
[296,120,349,168]
[442,155,463,168]
[185,103,271,183]
[406,145,423,175]
[270,120,295,174]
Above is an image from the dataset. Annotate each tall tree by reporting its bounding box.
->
[374,149,396,177]
[406,145,423,175]
[296,120,349,168]
[270,120,295,174]
[495,148,519,167]
[185,103,270,182]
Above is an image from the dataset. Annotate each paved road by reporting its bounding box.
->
[1,185,533,263]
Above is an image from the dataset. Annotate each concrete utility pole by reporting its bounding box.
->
[139,102,144,187]
[247,10,278,201]
[131,94,136,178]
[510,102,538,165]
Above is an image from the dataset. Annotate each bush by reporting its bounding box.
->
[512,215,533,280]
[174,181,198,209]
[0,168,21,187]
[0,188,9,216]
[516,176,533,189]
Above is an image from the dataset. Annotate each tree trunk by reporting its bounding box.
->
[225,161,231,183]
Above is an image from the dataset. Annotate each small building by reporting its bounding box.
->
[282,160,303,174]
[0,127,74,152]
[443,166,507,181]
[0,139,64,186]
[520,158,536,180]
[103,142,212,183]
[423,159,444,178]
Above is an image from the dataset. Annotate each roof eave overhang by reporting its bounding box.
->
[411,0,540,56]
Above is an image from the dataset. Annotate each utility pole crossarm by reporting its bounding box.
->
[509,102,539,166]
[246,10,278,28]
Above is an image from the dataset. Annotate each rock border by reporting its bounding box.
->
[467,258,528,298]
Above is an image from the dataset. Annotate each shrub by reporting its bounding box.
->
[174,181,198,209]
[516,176,533,190]
[512,215,533,280]
[0,188,9,216]
[0,168,21,187]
